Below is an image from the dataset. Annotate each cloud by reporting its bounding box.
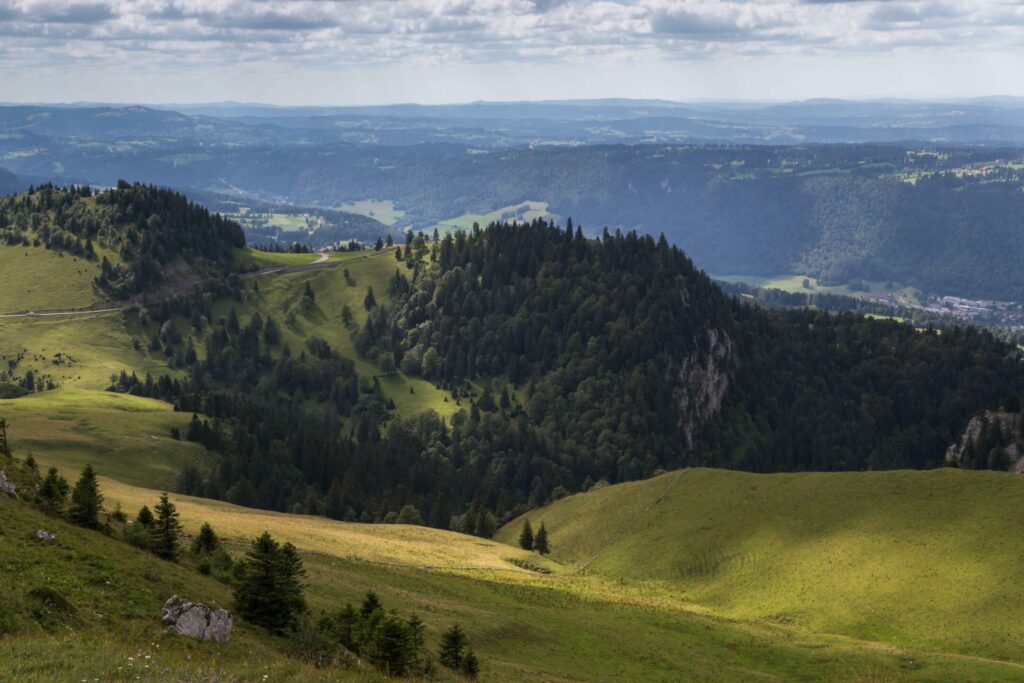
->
[1,0,1022,102]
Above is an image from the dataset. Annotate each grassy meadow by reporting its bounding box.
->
[496,468,1024,665]
[714,272,922,307]
[337,199,406,227]
[0,244,103,312]
[431,201,553,235]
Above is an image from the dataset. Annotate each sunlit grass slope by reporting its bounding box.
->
[0,389,210,490]
[496,467,1024,664]
[0,243,103,312]
[0,496,380,682]
[5,391,1024,678]
[6,471,1024,682]
[0,311,171,390]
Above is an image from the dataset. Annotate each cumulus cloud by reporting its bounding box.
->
[0,0,1021,101]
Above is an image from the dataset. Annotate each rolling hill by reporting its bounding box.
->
[496,468,1024,664]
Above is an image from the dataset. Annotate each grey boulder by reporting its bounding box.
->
[161,595,233,642]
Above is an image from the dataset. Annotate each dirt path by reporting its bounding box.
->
[0,306,124,320]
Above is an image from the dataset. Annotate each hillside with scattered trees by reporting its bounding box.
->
[0,182,244,298]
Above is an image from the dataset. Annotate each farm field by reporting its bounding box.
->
[337,199,407,227]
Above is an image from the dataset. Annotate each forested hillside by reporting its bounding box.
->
[94,211,1024,528]
[0,183,244,298]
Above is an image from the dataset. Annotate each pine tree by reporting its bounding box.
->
[438,623,468,670]
[534,522,550,555]
[278,542,307,619]
[68,464,102,529]
[364,287,377,311]
[360,590,382,619]
[191,521,220,555]
[136,505,155,527]
[461,649,480,678]
[518,519,534,550]
[235,532,306,633]
[38,467,70,515]
[151,492,182,560]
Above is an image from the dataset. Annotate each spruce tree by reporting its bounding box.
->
[461,649,480,678]
[364,287,377,311]
[38,467,70,515]
[235,532,306,633]
[191,521,221,555]
[278,542,307,619]
[68,464,102,529]
[534,522,550,555]
[151,492,182,560]
[438,623,468,670]
[136,505,155,527]
[518,519,534,550]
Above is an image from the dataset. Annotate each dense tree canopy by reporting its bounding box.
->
[106,216,1024,530]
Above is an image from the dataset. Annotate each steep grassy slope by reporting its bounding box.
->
[0,495,380,682]
[496,468,1024,664]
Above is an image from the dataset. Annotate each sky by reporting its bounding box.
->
[1,0,1023,105]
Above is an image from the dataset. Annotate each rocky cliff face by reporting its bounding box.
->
[945,411,1022,469]
[675,327,733,447]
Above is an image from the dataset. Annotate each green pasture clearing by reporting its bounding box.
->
[232,246,320,269]
[337,200,406,227]
[229,247,457,417]
[0,389,211,491]
[431,201,553,235]
[714,272,923,307]
[0,244,103,312]
[0,311,170,390]
[497,467,1024,665]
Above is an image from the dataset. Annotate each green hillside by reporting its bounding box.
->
[496,468,1024,664]
[0,244,103,312]
[0,490,377,682]
[5,450,1024,681]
